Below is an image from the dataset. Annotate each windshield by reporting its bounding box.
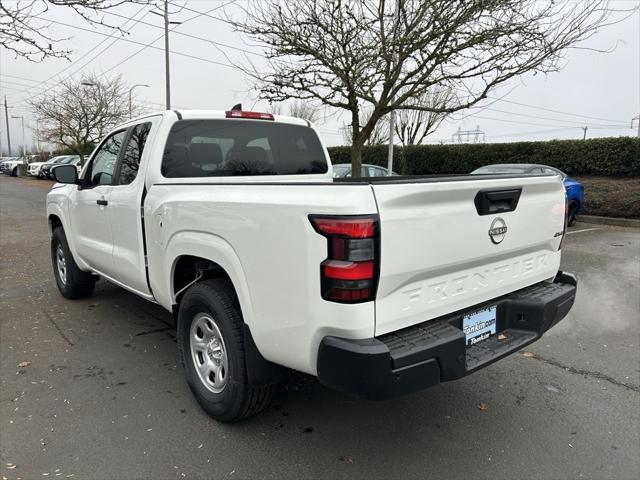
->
[47,156,69,164]
[162,119,328,177]
[332,165,350,177]
[60,157,78,164]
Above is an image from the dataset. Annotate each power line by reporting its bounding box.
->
[470,113,630,130]
[99,8,262,58]
[34,17,239,73]
[485,127,578,140]
[5,2,236,113]
[467,106,628,128]
[486,95,627,124]
[12,4,150,99]
[0,74,41,84]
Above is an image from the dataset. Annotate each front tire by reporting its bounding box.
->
[51,227,96,298]
[11,167,17,177]
[177,279,274,422]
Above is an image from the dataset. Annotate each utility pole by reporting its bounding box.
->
[151,2,180,110]
[386,0,401,176]
[3,96,11,156]
[582,126,588,140]
[163,0,171,110]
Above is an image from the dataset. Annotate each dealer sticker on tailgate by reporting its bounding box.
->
[462,305,497,346]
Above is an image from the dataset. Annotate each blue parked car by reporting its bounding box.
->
[471,164,584,226]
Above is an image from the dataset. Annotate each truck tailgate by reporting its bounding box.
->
[372,175,566,335]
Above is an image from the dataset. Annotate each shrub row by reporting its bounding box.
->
[327,137,640,177]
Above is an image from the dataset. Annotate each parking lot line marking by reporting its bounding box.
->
[567,227,602,235]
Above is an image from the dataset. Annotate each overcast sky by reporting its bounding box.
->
[0,0,639,153]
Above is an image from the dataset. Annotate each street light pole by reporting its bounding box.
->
[11,115,25,156]
[386,0,401,176]
[128,84,150,118]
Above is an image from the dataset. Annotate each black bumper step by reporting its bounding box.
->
[317,271,577,399]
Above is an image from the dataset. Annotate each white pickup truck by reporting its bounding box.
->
[47,108,577,422]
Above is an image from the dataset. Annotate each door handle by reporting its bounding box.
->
[474,188,521,216]
[97,199,108,206]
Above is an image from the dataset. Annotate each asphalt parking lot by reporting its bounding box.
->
[1,175,639,480]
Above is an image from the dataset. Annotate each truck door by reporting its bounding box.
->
[108,121,156,296]
[70,130,127,276]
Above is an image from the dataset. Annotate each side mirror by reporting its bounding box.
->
[52,164,78,184]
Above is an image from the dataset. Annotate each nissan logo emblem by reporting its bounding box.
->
[489,217,507,244]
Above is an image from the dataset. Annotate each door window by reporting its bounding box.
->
[88,131,126,187]
[118,123,152,185]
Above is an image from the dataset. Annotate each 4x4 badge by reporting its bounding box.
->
[489,217,507,244]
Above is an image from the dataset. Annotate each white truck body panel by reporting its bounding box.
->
[145,183,378,374]
[47,109,568,378]
[372,177,564,335]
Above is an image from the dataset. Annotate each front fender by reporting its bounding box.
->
[46,192,91,272]
[162,230,255,329]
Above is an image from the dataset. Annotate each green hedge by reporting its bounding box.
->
[328,137,640,177]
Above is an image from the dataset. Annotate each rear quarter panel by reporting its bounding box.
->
[144,183,378,375]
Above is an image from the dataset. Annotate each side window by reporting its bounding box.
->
[118,123,151,185]
[88,131,126,187]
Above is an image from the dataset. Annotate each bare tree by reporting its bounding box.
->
[30,73,132,165]
[234,0,632,176]
[342,107,389,145]
[395,88,454,145]
[287,100,320,124]
[1,0,150,61]
[268,99,320,123]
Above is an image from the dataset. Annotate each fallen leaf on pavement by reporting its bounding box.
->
[478,403,489,411]
[498,334,507,341]
[18,361,31,368]
[522,351,535,358]
[339,456,354,464]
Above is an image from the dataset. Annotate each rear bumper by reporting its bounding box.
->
[317,271,577,399]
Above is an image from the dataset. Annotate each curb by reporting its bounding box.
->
[578,215,640,228]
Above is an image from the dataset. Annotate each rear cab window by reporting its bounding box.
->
[161,119,328,178]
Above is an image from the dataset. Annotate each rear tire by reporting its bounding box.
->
[51,227,96,299]
[177,279,275,422]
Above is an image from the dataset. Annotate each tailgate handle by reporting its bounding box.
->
[474,188,521,216]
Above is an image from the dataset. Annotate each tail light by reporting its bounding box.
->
[309,215,380,303]
[225,110,274,120]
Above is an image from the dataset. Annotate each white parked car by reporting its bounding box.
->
[28,159,50,177]
[46,109,577,422]
[1,157,25,176]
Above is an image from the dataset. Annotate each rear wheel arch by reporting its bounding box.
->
[171,254,284,388]
[172,255,237,307]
